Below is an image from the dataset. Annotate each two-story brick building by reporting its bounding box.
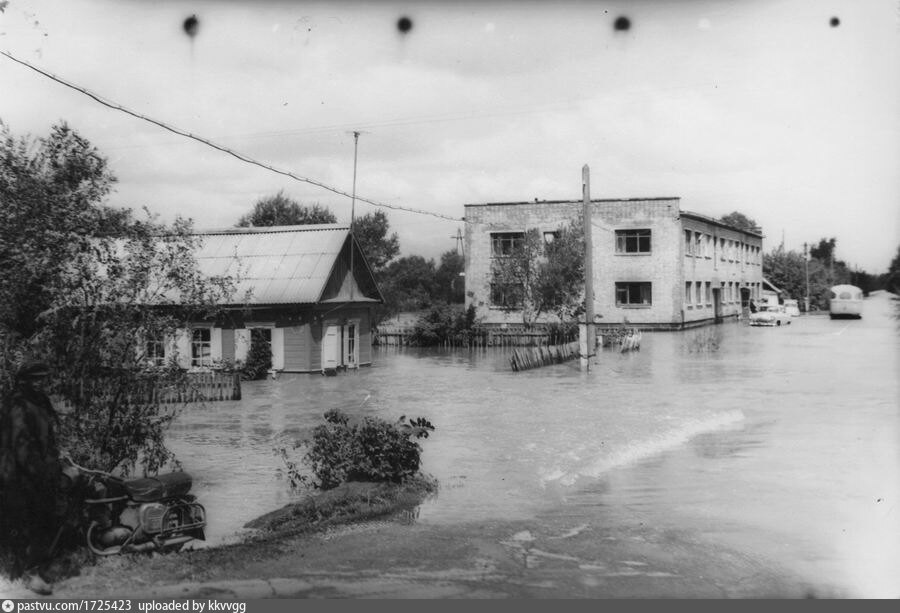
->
[464,198,764,330]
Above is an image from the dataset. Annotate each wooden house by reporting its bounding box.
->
[158,224,383,374]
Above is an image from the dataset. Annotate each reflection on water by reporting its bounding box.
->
[168,292,899,597]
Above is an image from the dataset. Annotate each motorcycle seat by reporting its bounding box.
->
[124,472,193,502]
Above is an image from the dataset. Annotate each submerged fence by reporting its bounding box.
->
[509,341,581,371]
[161,372,242,403]
[55,371,241,410]
[374,325,578,348]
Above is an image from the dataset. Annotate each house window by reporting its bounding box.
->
[720,237,727,261]
[705,281,712,305]
[491,232,525,257]
[685,281,693,306]
[695,281,702,306]
[685,230,693,256]
[616,282,652,306]
[191,328,212,368]
[615,229,651,253]
[543,231,558,244]
[146,334,166,366]
[490,282,523,308]
[694,232,702,256]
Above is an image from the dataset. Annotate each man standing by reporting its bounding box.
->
[0,361,62,595]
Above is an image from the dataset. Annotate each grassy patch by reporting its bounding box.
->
[55,475,438,593]
[245,474,438,534]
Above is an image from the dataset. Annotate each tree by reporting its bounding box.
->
[377,256,437,317]
[884,245,900,294]
[720,211,759,232]
[810,237,837,264]
[434,250,465,304]
[237,191,336,227]
[490,218,585,327]
[0,121,127,339]
[353,210,399,276]
[763,247,809,304]
[763,242,858,311]
[1,122,235,478]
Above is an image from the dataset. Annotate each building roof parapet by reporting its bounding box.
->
[680,210,764,238]
[463,197,680,208]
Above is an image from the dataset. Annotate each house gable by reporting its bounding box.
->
[319,235,383,303]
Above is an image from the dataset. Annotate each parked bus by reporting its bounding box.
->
[828,284,863,319]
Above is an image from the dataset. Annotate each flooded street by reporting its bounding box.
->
[168,292,899,598]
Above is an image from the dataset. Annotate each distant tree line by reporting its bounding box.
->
[236,192,467,336]
[718,212,895,310]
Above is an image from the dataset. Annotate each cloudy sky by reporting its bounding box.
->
[1,0,898,272]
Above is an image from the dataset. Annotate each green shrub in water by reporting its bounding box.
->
[240,329,272,380]
[287,409,434,490]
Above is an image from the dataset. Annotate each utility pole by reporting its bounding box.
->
[803,242,810,313]
[581,165,595,370]
[450,227,464,256]
[349,130,360,301]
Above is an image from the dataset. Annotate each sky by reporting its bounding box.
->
[1,0,898,272]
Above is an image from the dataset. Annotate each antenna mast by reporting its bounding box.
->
[349,131,360,300]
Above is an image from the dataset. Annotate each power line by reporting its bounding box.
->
[0,50,462,223]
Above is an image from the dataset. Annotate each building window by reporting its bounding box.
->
[705,234,712,258]
[694,232,702,257]
[490,282,523,308]
[543,231,558,244]
[615,229,651,253]
[491,232,525,257]
[146,334,166,366]
[695,281,702,306]
[685,281,693,306]
[191,328,212,368]
[720,237,727,261]
[705,281,712,305]
[616,282,652,306]
[685,230,693,256]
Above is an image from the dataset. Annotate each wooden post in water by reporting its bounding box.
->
[581,164,595,371]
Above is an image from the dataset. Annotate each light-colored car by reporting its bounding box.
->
[749,304,791,327]
[783,299,800,317]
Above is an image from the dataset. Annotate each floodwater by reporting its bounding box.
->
[167,292,899,598]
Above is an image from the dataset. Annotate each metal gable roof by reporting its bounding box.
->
[192,225,352,305]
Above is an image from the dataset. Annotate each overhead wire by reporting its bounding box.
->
[0,50,463,223]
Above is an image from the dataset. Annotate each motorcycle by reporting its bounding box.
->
[62,458,206,555]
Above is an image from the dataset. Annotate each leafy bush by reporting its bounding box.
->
[284,409,435,490]
[240,329,272,380]
[407,303,478,346]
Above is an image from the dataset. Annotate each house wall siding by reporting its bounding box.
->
[283,324,311,372]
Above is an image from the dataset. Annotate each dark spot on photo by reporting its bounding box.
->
[397,16,413,33]
[614,16,631,32]
[183,14,199,38]
[830,17,840,27]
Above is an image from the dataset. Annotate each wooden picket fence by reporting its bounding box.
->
[509,341,580,372]
[374,325,577,348]
[597,327,642,352]
[158,372,242,403]
[55,371,241,411]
